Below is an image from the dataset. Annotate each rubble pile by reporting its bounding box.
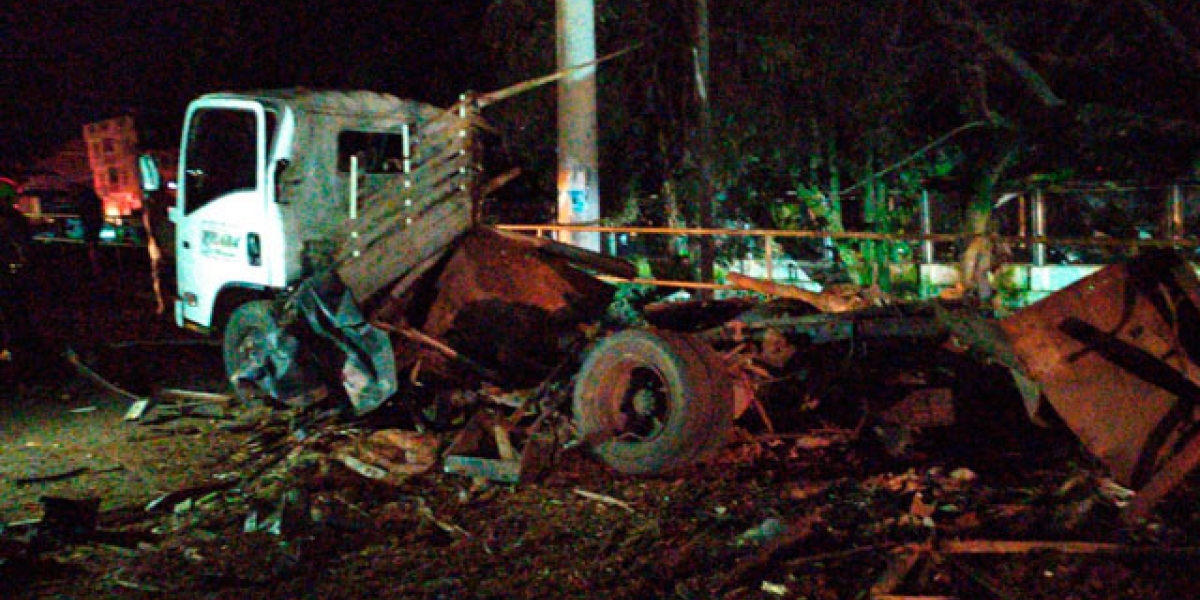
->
[4,392,1200,599]
[5,245,1200,598]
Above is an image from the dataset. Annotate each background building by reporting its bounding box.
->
[83,116,141,217]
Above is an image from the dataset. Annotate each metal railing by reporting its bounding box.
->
[497,222,1200,293]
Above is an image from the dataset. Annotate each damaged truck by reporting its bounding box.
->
[158,89,1200,518]
[164,88,756,476]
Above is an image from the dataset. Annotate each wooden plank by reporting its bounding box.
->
[334,99,483,303]
[873,596,956,600]
[940,540,1125,554]
[1124,431,1200,522]
[344,190,470,270]
[870,551,921,596]
[341,147,475,252]
[345,179,472,262]
[337,197,472,302]
[412,125,469,156]
[348,143,469,226]
[340,194,471,293]
[937,539,1200,555]
[404,134,467,174]
[348,178,468,252]
[417,104,479,135]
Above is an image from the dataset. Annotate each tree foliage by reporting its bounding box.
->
[482,0,1200,271]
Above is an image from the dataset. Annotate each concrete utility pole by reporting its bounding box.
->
[694,0,716,295]
[556,0,601,251]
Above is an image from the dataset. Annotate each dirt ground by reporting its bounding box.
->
[3,243,1200,599]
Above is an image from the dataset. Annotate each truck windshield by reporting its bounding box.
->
[184,109,259,213]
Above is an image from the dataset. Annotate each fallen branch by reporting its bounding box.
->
[871,550,923,597]
[157,388,234,404]
[64,348,148,405]
[12,466,92,485]
[572,488,636,513]
[414,497,472,538]
[873,596,957,600]
[105,339,220,350]
[107,573,164,594]
[938,539,1200,555]
[784,542,902,568]
[726,273,869,313]
[145,481,238,513]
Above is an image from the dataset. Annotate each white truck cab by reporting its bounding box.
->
[170,89,445,333]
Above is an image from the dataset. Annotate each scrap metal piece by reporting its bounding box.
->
[443,456,521,484]
[123,399,151,421]
[289,271,399,414]
[373,226,619,389]
[999,250,1200,518]
[442,411,524,484]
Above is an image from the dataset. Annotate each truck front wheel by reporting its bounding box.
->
[572,329,734,475]
[222,300,280,406]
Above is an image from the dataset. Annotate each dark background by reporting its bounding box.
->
[1,1,493,167]
[5,1,1200,231]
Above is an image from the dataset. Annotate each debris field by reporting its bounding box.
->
[3,245,1200,599]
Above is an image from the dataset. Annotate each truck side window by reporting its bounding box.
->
[337,130,409,174]
[184,109,258,213]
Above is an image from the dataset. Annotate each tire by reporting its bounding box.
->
[222,300,279,406]
[572,328,734,475]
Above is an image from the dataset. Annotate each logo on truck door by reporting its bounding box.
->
[199,223,242,260]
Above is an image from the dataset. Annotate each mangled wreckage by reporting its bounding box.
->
[159,88,1200,517]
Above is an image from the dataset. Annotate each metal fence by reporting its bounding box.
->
[499,182,1200,301]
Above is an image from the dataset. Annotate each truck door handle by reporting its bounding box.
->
[247,233,261,266]
[183,241,191,249]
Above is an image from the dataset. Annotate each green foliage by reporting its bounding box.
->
[602,282,652,328]
[768,201,804,232]
[480,0,1200,285]
[993,265,1026,310]
[1026,168,1078,189]
[890,261,921,298]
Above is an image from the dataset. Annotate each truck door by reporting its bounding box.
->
[174,100,275,329]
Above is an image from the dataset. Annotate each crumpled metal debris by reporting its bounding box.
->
[998,250,1200,520]
[226,271,399,414]
[332,429,441,485]
[288,272,399,414]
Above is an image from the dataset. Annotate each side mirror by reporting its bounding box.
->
[138,154,161,193]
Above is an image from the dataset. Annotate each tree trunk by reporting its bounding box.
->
[959,146,1019,298]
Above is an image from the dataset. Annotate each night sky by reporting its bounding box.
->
[1,0,493,167]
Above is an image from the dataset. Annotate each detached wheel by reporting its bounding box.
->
[573,329,734,475]
[223,300,279,405]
